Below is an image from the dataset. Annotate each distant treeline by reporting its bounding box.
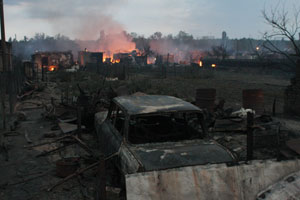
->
[9,31,292,60]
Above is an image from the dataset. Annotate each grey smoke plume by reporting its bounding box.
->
[23,0,128,40]
[11,0,136,57]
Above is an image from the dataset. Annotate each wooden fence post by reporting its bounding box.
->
[95,155,106,200]
[247,112,254,161]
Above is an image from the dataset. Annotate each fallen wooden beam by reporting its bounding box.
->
[47,153,118,192]
[24,135,71,149]
[36,142,75,157]
[47,160,101,192]
[72,135,95,156]
[9,170,50,186]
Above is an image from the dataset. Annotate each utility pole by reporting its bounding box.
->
[0,0,6,129]
[0,1,6,68]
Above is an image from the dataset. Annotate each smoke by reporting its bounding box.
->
[149,39,202,63]
[21,0,135,54]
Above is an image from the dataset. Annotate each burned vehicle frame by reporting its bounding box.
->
[95,95,236,191]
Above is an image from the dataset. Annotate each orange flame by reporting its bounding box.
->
[199,61,203,67]
[48,65,57,71]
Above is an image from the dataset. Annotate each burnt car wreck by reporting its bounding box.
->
[95,95,300,199]
[95,95,236,196]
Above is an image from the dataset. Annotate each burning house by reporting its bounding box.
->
[113,52,129,63]
[155,54,175,65]
[78,50,103,71]
[32,51,74,72]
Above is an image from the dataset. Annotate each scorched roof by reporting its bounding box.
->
[113,95,201,115]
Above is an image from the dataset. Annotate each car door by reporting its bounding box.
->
[99,102,125,157]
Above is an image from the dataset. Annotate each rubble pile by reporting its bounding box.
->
[207,99,300,161]
[0,78,123,200]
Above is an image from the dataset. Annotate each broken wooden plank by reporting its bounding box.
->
[36,142,75,157]
[47,160,101,192]
[58,122,85,134]
[72,135,94,156]
[58,117,77,123]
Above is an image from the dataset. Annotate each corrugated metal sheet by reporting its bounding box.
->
[126,159,300,200]
[257,171,300,200]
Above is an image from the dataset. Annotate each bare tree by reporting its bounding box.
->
[209,45,228,60]
[262,3,300,66]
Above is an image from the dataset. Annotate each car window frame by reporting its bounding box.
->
[107,101,127,138]
[125,110,205,146]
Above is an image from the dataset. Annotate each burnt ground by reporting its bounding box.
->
[53,68,291,114]
[0,67,299,200]
[0,84,119,200]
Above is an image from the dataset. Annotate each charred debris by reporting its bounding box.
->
[0,32,299,199]
[0,10,300,200]
[0,39,299,199]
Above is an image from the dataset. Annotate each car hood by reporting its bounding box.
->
[129,140,235,172]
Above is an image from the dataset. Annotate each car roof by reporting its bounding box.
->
[113,95,201,115]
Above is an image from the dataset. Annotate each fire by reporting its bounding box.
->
[103,54,108,62]
[48,65,57,71]
[104,57,111,63]
[98,31,136,63]
[113,59,120,63]
[211,64,216,68]
[102,53,126,63]
[147,57,156,64]
[199,61,203,67]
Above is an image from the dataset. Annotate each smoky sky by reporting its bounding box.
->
[5,0,300,40]
[6,0,129,40]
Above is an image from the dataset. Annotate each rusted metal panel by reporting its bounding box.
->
[114,95,201,115]
[126,159,300,200]
[257,171,300,200]
[195,88,216,112]
[243,89,264,115]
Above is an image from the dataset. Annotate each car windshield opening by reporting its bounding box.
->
[128,112,204,144]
